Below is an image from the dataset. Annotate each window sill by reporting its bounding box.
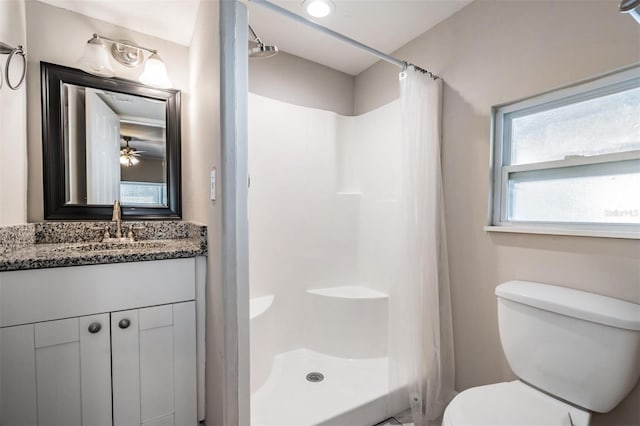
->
[483,225,640,240]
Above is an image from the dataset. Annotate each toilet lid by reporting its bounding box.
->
[443,381,591,426]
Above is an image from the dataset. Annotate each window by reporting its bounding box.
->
[120,181,167,206]
[490,66,640,238]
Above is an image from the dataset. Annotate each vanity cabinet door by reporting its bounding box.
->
[0,314,112,426]
[112,301,197,426]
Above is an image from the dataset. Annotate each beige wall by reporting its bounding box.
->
[186,0,224,424]
[25,0,190,221]
[0,0,28,225]
[120,157,165,183]
[354,1,640,424]
[249,50,354,115]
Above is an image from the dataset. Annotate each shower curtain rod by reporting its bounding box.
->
[249,0,438,78]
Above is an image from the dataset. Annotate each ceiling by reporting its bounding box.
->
[249,0,472,75]
[96,91,166,123]
[37,0,200,46]
[38,0,471,76]
[94,91,166,158]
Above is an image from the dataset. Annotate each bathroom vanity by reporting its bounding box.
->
[0,221,207,426]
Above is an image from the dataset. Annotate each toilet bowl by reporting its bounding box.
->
[442,281,640,426]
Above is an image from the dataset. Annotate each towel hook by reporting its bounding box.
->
[0,42,27,91]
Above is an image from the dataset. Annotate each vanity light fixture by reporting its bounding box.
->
[79,34,172,88]
[78,36,114,77]
[120,136,142,167]
[302,0,335,18]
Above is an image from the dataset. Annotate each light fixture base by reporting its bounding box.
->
[111,40,143,67]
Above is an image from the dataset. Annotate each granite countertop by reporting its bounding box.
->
[0,221,207,272]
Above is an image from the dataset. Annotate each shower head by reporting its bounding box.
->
[249,43,279,59]
[248,25,279,59]
[620,0,640,24]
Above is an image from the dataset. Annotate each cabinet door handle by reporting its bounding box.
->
[88,322,102,334]
[118,318,131,329]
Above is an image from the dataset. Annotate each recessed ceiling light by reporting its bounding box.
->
[302,0,335,18]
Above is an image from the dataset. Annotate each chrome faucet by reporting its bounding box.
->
[107,200,145,241]
[112,200,123,238]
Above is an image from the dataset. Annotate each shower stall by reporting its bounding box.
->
[248,95,406,425]
[236,1,454,425]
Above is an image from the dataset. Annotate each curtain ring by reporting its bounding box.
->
[5,45,26,90]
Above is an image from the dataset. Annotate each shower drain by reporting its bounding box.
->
[306,372,324,383]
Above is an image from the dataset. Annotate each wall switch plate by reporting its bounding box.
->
[210,168,216,201]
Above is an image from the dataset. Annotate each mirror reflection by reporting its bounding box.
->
[62,83,167,207]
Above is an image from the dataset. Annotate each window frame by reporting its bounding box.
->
[489,65,640,238]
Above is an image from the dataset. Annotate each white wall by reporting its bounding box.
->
[0,0,28,225]
[25,0,190,221]
[354,1,640,424]
[248,94,404,357]
[348,101,403,296]
[187,1,223,425]
[248,93,359,352]
[248,95,404,295]
[248,93,356,296]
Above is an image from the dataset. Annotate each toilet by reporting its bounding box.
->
[443,280,640,426]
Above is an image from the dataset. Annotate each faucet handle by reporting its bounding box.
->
[90,225,111,240]
[126,225,145,241]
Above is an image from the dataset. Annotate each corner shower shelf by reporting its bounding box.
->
[306,286,388,300]
[250,294,275,320]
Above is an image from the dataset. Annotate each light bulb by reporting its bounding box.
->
[120,154,140,167]
[139,53,172,88]
[302,0,335,18]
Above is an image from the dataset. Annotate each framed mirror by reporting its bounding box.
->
[41,62,181,220]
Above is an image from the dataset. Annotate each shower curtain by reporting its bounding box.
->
[388,68,456,425]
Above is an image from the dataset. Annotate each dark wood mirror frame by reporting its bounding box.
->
[41,62,181,220]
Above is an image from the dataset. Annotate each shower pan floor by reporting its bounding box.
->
[251,348,389,426]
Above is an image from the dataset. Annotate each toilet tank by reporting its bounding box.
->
[496,281,640,413]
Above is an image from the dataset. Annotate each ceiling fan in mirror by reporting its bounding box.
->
[120,136,144,167]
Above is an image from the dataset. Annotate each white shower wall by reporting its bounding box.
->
[249,92,402,291]
[249,93,405,424]
[249,93,404,301]
[350,101,404,297]
[249,94,358,293]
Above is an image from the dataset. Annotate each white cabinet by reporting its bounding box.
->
[1,314,112,426]
[112,303,197,426]
[0,258,205,426]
